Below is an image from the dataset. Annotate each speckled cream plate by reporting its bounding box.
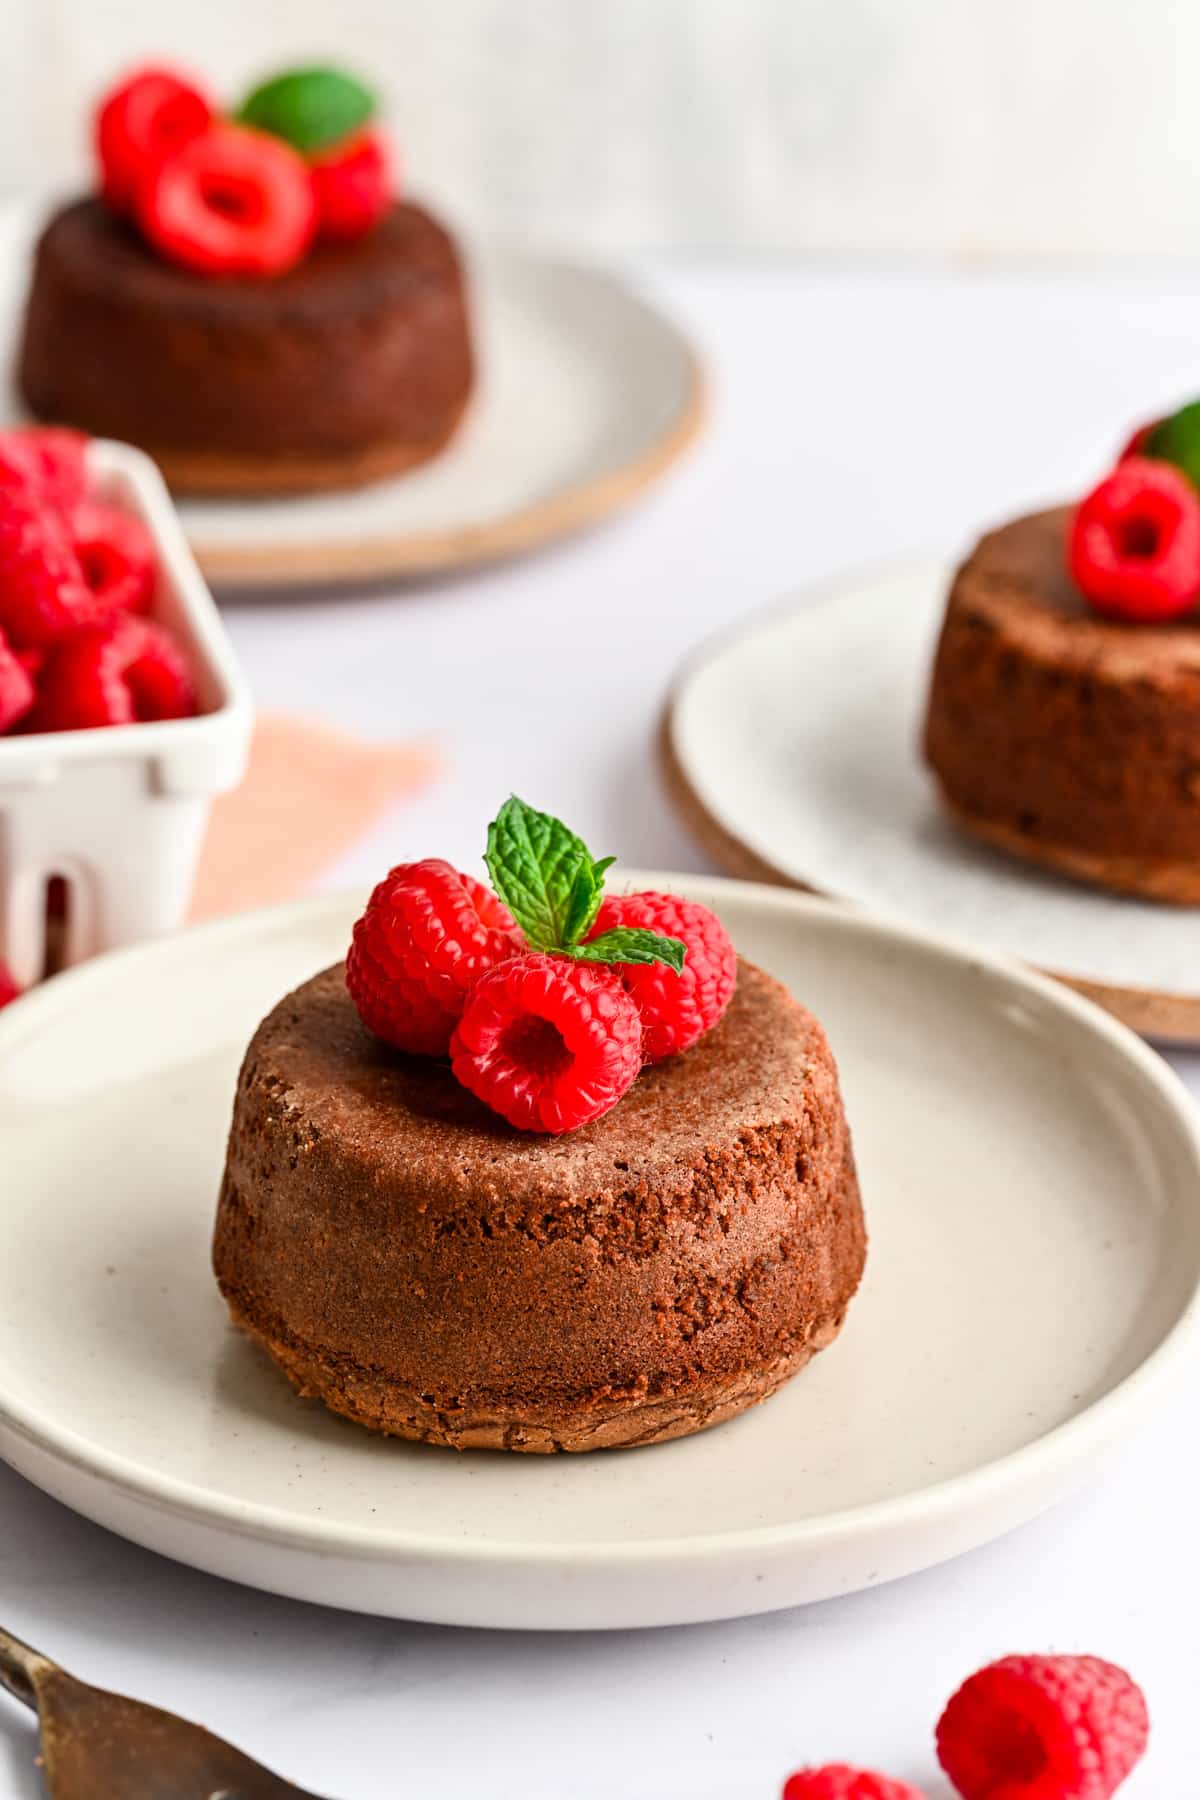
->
[663,559,1200,1042]
[0,880,1197,1631]
[0,199,703,588]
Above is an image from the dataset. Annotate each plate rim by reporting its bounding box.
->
[660,556,1200,1043]
[1,879,1199,1578]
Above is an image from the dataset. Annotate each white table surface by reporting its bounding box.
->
[3,261,1200,1798]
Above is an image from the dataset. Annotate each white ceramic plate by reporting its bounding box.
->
[664,559,1200,1042]
[0,200,703,588]
[1,878,1198,1631]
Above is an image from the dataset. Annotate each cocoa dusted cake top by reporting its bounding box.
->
[251,955,825,1208]
[957,507,1200,678]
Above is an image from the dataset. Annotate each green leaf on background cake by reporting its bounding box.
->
[1145,400,1200,488]
[237,67,375,154]
[484,797,683,970]
[569,927,687,972]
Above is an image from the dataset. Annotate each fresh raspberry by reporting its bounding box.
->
[0,427,88,513]
[451,952,643,1133]
[783,1767,927,1800]
[936,1654,1149,1800]
[95,66,213,214]
[0,628,36,731]
[0,962,20,1009]
[31,616,195,732]
[586,891,736,1063]
[71,503,155,616]
[310,130,392,240]
[138,124,318,277]
[347,859,523,1056]
[0,491,102,648]
[1068,457,1200,621]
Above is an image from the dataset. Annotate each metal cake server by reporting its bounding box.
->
[0,1625,335,1800]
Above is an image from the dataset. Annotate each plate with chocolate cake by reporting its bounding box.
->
[0,62,703,588]
[664,420,1200,1041]
[0,822,1196,1629]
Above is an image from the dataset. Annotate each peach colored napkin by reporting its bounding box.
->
[189,713,437,920]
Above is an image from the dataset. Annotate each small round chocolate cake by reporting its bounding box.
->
[18,198,474,495]
[213,959,865,1453]
[924,507,1200,903]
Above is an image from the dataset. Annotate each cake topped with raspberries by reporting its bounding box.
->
[214,799,866,1452]
[924,410,1200,904]
[18,62,473,495]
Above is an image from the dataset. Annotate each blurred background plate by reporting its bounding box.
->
[663,560,1200,1043]
[0,880,1198,1630]
[0,199,704,588]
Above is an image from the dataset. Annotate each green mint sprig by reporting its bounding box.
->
[485,796,686,973]
[1145,399,1200,489]
[237,67,375,154]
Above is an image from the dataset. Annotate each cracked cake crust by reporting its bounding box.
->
[213,957,866,1452]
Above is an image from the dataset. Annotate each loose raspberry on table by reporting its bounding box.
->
[586,890,736,1062]
[783,1767,927,1800]
[0,428,88,513]
[0,628,36,732]
[310,129,392,240]
[71,503,156,617]
[0,491,102,649]
[0,962,20,1010]
[346,859,523,1056]
[138,123,317,276]
[96,66,213,214]
[936,1654,1149,1800]
[31,616,195,732]
[1068,457,1200,622]
[451,952,643,1133]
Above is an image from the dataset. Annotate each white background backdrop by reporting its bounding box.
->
[7,0,1200,259]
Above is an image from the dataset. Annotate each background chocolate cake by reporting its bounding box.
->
[18,197,474,496]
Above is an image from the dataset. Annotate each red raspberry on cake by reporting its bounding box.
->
[0,962,20,1010]
[310,131,392,240]
[347,859,523,1056]
[0,628,36,732]
[0,490,102,648]
[451,952,643,1134]
[96,66,214,214]
[587,891,736,1062]
[936,1653,1149,1800]
[71,503,156,616]
[1068,457,1200,621]
[783,1767,926,1800]
[0,427,88,513]
[31,616,195,732]
[138,124,317,276]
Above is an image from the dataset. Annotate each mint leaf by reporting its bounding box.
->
[486,796,612,952]
[237,67,375,153]
[573,927,687,972]
[1146,401,1200,488]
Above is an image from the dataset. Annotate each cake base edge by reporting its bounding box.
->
[217,1291,852,1454]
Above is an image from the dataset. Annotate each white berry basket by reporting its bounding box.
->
[0,439,253,987]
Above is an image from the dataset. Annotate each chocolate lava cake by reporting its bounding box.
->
[924,507,1200,903]
[17,198,474,495]
[213,959,865,1453]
